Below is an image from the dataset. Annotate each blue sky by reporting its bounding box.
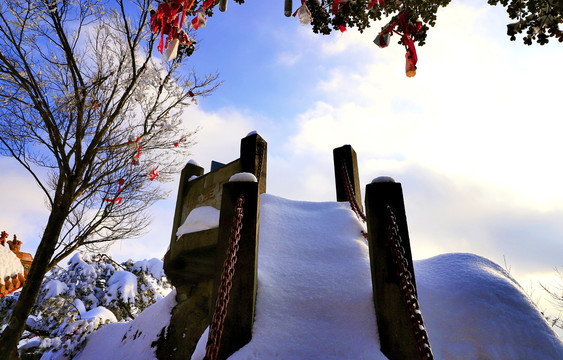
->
[1,0,562,329]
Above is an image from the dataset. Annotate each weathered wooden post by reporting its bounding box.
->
[365,177,425,360]
[240,133,267,194]
[333,144,363,212]
[159,133,266,360]
[208,179,260,360]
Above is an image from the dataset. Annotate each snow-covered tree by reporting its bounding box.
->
[0,253,171,359]
[0,0,218,356]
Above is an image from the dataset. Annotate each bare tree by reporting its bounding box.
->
[0,0,218,357]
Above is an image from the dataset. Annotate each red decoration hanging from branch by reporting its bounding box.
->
[104,178,125,204]
[151,0,198,60]
[373,9,423,77]
[149,166,160,181]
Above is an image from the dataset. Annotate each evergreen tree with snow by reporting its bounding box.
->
[0,253,171,359]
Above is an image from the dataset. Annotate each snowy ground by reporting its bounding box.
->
[76,194,563,360]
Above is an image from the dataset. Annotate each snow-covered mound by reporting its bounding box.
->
[0,245,24,285]
[416,253,563,359]
[79,194,563,360]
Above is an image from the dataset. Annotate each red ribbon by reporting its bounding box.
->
[151,0,197,54]
[397,12,418,69]
[132,145,142,165]
[104,197,122,204]
[374,9,420,75]
[332,0,340,15]
[174,136,187,147]
[104,178,125,204]
[149,166,160,181]
[367,0,384,9]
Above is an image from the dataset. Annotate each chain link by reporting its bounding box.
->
[256,141,265,184]
[387,205,434,360]
[340,162,366,222]
[204,195,245,360]
[340,161,368,240]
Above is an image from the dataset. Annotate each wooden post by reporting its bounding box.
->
[159,135,267,360]
[333,145,362,212]
[365,177,419,360]
[212,180,260,360]
[240,133,267,195]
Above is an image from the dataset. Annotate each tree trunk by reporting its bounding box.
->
[0,199,71,360]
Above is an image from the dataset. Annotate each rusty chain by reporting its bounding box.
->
[387,205,434,360]
[340,161,368,240]
[204,140,262,359]
[204,194,245,360]
[256,141,265,184]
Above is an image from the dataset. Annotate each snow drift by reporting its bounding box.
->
[77,194,563,360]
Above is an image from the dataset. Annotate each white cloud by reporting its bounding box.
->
[274,2,563,322]
[181,105,260,171]
[0,158,49,254]
[285,2,563,209]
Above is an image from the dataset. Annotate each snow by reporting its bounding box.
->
[229,172,257,183]
[82,306,117,323]
[73,299,87,317]
[78,194,563,360]
[0,245,24,285]
[246,130,258,136]
[188,159,200,166]
[75,290,177,360]
[371,176,396,183]
[104,270,138,304]
[176,206,220,237]
[68,252,96,279]
[42,280,68,298]
[132,258,165,279]
[416,253,563,359]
